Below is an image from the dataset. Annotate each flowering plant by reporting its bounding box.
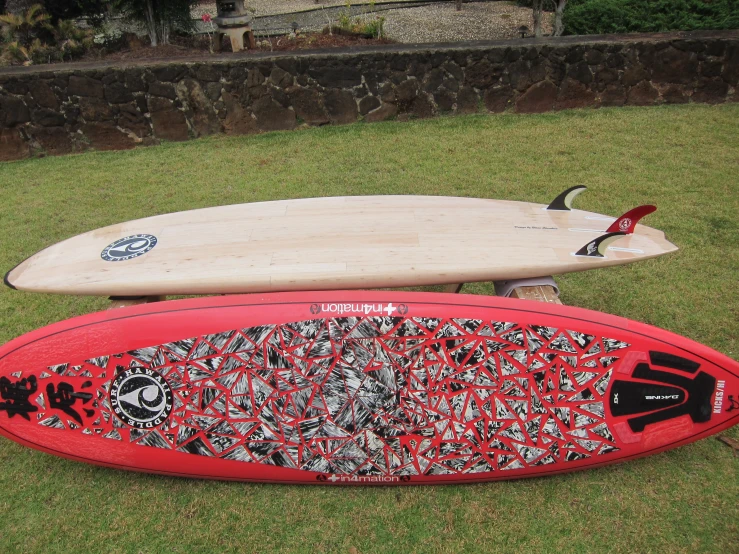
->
[202,13,216,52]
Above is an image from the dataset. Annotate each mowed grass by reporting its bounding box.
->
[0,104,737,553]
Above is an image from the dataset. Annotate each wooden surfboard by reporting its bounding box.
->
[4,189,677,297]
[0,291,736,485]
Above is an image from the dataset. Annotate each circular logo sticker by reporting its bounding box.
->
[110,368,172,429]
[101,234,157,262]
[618,218,632,232]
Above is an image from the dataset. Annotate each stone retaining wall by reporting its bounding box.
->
[1,30,737,161]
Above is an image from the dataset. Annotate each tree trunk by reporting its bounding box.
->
[145,0,158,47]
[532,0,543,38]
[554,0,566,37]
[159,20,170,45]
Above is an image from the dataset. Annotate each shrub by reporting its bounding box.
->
[0,3,93,65]
[43,0,109,25]
[563,0,739,35]
[0,3,49,45]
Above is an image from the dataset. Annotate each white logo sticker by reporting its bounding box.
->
[101,234,158,262]
[110,368,172,429]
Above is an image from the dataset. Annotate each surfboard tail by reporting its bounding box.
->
[574,205,661,257]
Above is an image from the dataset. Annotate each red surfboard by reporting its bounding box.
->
[0,291,737,485]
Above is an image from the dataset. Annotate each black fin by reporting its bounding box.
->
[574,232,627,257]
[546,185,587,211]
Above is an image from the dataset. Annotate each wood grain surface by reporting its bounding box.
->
[5,196,678,296]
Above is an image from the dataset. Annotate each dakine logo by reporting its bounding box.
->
[645,394,680,400]
[619,218,632,231]
[313,303,409,316]
[101,234,158,262]
[110,368,172,429]
[317,474,408,483]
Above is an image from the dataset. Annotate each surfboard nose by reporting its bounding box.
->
[604,348,739,450]
[4,265,19,290]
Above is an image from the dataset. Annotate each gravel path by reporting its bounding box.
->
[383,2,552,43]
[193,0,553,41]
[193,0,428,18]
[251,2,434,35]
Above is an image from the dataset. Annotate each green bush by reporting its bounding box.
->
[563,0,739,35]
[43,0,109,25]
[334,8,385,38]
[0,4,94,65]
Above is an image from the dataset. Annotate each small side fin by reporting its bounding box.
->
[574,232,627,257]
[606,205,656,233]
[547,185,587,211]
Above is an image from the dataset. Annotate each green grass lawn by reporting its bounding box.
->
[0,104,737,553]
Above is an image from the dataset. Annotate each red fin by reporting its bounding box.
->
[606,205,657,234]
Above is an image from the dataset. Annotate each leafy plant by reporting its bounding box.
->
[334,1,385,39]
[1,40,31,65]
[44,19,93,60]
[563,0,739,35]
[0,3,50,45]
[363,16,385,38]
[1,25,14,44]
[337,10,351,29]
[92,23,124,49]
[0,4,95,65]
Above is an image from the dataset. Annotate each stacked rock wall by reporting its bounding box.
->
[0,30,737,161]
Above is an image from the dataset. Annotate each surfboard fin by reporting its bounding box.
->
[574,205,657,257]
[546,185,587,211]
[606,205,657,233]
[574,232,627,257]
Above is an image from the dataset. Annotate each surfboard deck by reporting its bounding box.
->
[4,194,677,297]
[0,291,736,485]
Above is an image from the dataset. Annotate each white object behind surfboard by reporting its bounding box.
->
[4,188,677,297]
